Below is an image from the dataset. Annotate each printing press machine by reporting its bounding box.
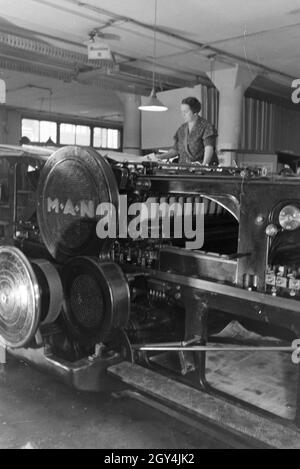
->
[1,144,300,447]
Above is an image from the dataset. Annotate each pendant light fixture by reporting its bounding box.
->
[46,89,56,146]
[138,0,168,112]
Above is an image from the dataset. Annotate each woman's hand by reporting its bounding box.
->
[145,154,160,162]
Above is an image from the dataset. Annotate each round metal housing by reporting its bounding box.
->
[31,259,64,326]
[37,146,119,262]
[279,205,300,231]
[62,258,130,345]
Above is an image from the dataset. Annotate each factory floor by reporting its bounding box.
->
[0,355,229,449]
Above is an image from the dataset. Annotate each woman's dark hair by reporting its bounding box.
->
[181,96,201,114]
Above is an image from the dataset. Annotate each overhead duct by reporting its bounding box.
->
[0,56,73,82]
[0,31,115,71]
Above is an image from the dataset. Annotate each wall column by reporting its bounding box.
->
[0,106,21,145]
[210,65,256,165]
[118,92,142,155]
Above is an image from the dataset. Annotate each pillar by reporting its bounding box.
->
[118,92,142,155]
[0,79,6,105]
[0,106,7,144]
[0,80,7,144]
[0,107,21,145]
[210,65,256,166]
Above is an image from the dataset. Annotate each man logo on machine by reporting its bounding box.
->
[47,195,205,250]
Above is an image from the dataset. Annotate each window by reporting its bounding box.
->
[94,128,106,148]
[108,129,117,148]
[22,119,40,142]
[93,127,119,149]
[60,123,76,145]
[21,119,57,144]
[40,121,57,144]
[60,124,91,146]
[75,125,91,146]
[22,118,120,150]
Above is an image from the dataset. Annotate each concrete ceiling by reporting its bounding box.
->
[0,0,299,120]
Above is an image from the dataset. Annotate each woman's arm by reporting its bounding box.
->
[147,127,180,161]
[156,128,180,159]
[156,148,178,159]
[202,145,214,165]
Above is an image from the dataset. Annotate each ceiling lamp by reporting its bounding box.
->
[138,0,168,112]
[139,88,168,112]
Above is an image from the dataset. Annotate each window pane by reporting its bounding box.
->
[112,129,120,149]
[22,119,39,142]
[115,130,120,149]
[93,128,102,148]
[75,125,91,146]
[60,123,76,145]
[40,121,57,143]
[107,129,115,149]
[101,128,108,148]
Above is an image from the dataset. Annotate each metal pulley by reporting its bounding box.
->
[37,146,119,262]
[31,259,63,326]
[62,257,130,345]
[0,246,64,348]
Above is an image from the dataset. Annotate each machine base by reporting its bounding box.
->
[6,346,122,391]
[108,361,300,449]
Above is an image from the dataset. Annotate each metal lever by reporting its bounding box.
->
[134,345,296,352]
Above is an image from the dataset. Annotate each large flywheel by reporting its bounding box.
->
[37,146,119,262]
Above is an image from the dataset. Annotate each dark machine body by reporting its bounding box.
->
[1,145,300,432]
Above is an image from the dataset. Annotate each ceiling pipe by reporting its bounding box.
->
[115,65,199,89]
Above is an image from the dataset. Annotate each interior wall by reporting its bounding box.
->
[241,97,275,152]
[141,86,202,150]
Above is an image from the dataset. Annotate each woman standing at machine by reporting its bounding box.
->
[154,96,218,165]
